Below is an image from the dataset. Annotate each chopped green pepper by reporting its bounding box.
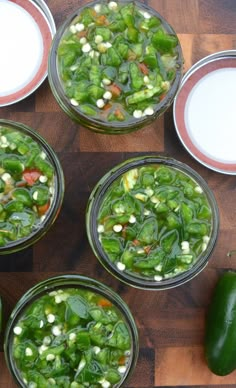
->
[57,1,181,124]
[97,164,213,281]
[0,126,55,247]
[12,288,132,387]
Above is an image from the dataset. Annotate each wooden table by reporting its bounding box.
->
[1,0,236,386]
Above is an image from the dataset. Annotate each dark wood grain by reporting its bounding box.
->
[1,0,236,387]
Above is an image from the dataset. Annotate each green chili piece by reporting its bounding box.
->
[141,16,161,30]
[101,237,122,260]
[63,52,77,67]
[89,307,107,323]
[107,321,131,350]
[138,217,158,244]
[103,66,117,81]
[141,173,155,187]
[2,158,24,175]
[89,65,102,86]
[41,344,65,359]
[181,203,194,223]
[123,226,136,241]
[166,213,181,230]
[117,43,129,59]
[32,186,50,206]
[67,295,89,319]
[103,215,130,231]
[187,222,208,236]
[27,371,48,386]
[120,4,135,27]
[5,200,24,214]
[12,188,32,207]
[17,143,30,155]
[118,63,129,83]
[130,63,143,90]
[198,205,212,220]
[24,149,40,168]
[79,8,95,26]
[95,27,111,41]
[161,230,179,253]
[8,211,35,227]
[76,331,91,351]
[112,195,136,215]
[121,249,134,268]
[106,47,122,67]
[106,368,121,384]
[127,27,139,43]
[143,54,158,69]
[88,85,104,101]
[155,166,175,183]
[34,157,53,179]
[126,86,161,105]
[79,105,97,116]
[58,41,81,57]
[109,20,126,32]
[152,29,178,53]
[74,89,88,103]
[131,43,143,58]
[134,251,165,269]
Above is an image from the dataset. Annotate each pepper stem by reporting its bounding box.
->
[227,250,236,257]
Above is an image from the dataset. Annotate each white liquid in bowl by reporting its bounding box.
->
[185,68,236,163]
[0,0,44,97]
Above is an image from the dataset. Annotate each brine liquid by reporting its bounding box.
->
[185,67,236,163]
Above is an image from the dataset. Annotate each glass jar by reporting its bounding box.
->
[4,274,139,387]
[0,119,64,254]
[48,0,183,134]
[86,155,219,290]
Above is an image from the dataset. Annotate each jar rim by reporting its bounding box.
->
[48,0,183,134]
[0,119,64,254]
[4,274,139,387]
[86,155,219,290]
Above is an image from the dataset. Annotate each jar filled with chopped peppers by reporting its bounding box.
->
[0,120,64,254]
[4,275,139,387]
[86,156,219,290]
[48,0,183,134]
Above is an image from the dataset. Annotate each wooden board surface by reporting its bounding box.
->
[1,0,236,386]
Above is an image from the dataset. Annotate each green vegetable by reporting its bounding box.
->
[106,48,122,67]
[0,126,55,247]
[126,86,161,105]
[2,158,24,175]
[67,295,89,319]
[57,1,181,123]
[12,288,132,386]
[130,63,143,90]
[205,270,236,376]
[97,164,213,281]
[152,29,178,52]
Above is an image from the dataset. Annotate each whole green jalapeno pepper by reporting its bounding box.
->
[205,258,236,376]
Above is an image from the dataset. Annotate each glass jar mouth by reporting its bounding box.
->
[4,274,139,388]
[0,119,65,254]
[48,0,183,134]
[86,155,219,290]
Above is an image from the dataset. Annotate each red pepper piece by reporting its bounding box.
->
[37,201,50,216]
[23,169,41,186]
